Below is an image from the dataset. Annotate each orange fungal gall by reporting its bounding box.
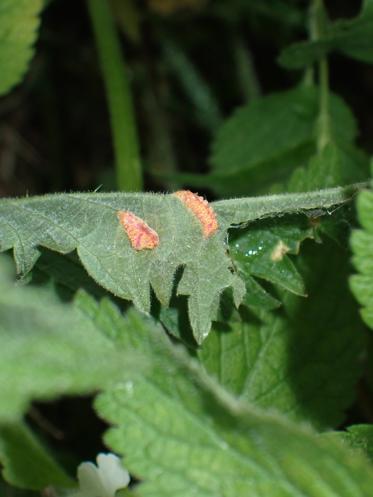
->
[117,211,159,250]
[174,190,218,238]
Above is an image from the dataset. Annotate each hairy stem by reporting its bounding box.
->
[87,0,142,191]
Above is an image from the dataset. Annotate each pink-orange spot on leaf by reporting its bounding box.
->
[174,190,218,238]
[117,211,159,250]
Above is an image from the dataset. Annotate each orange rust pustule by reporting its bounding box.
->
[174,190,218,238]
[117,211,159,250]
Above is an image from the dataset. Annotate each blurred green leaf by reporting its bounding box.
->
[211,87,318,189]
[213,0,305,29]
[0,422,73,490]
[0,0,43,96]
[279,0,373,68]
[288,143,368,193]
[199,237,363,429]
[0,478,38,497]
[92,293,373,497]
[0,254,148,421]
[34,250,109,299]
[201,86,356,196]
[351,187,373,329]
[330,425,373,463]
[279,39,332,70]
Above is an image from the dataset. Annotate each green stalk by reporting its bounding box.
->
[317,56,330,150]
[162,41,222,132]
[87,0,142,191]
[233,36,261,102]
[303,1,316,86]
[312,0,331,151]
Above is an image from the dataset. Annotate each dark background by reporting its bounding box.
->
[0,0,371,198]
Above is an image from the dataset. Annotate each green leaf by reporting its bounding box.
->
[0,187,364,343]
[91,297,373,497]
[279,0,373,68]
[344,425,373,461]
[279,39,333,70]
[0,0,43,96]
[288,143,368,193]
[206,86,357,196]
[325,425,373,463]
[199,237,363,429]
[34,249,110,300]
[0,253,148,421]
[0,422,73,490]
[351,188,373,329]
[0,478,37,497]
[213,0,305,29]
[0,193,241,344]
[213,182,364,226]
[230,216,314,297]
[241,274,281,311]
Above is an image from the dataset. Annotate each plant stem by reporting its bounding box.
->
[87,0,142,191]
[312,0,331,151]
[233,36,261,102]
[162,40,222,131]
[303,1,317,86]
[318,54,330,150]
[143,81,179,190]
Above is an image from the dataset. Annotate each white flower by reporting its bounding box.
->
[74,453,130,497]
